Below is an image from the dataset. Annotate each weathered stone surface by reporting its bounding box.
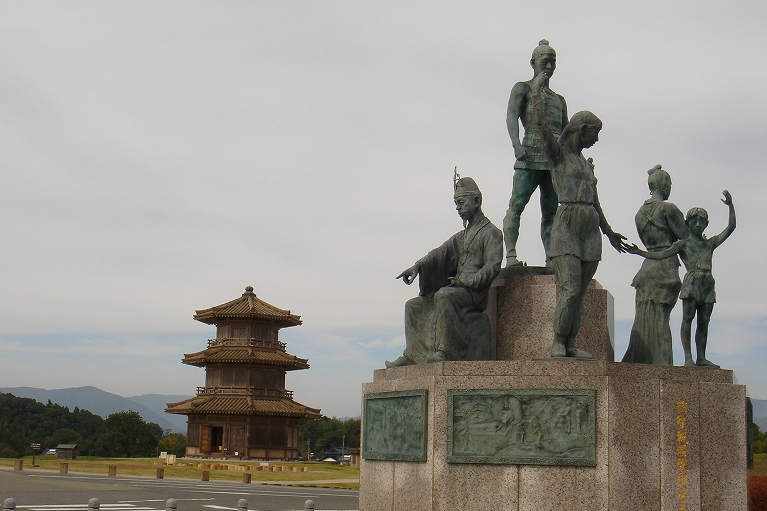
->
[491,273,614,361]
[608,376,660,511]
[358,459,393,511]
[660,379,701,511]
[392,462,432,511]
[436,461,519,510]
[699,382,747,511]
[359,360,745,511]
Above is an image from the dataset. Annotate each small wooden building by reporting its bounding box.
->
[166,286,320,460]
[56,444,77,460]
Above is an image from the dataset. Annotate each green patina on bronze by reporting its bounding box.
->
[447,389,596,466]
[502,39,568,267]
[386,173,503,368]
[362,390,428,461]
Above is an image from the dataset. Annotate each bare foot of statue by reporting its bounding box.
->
[564,337,592,359]
[550,339,566,357]
[385,355,415,368]
[697,358,720,369]
[566,347,593,359]
[684,358,696,367]
[506,257,525,267]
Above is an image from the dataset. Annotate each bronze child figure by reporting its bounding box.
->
[628,191,736,368]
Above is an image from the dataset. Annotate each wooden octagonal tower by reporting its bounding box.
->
[166,286,320,460]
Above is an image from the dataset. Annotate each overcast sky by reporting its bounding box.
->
[0,1,765,418]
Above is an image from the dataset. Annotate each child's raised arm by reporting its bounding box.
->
[711,190,736,247]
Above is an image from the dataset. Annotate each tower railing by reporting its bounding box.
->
[207,338,287,351]
[196,386,294,399]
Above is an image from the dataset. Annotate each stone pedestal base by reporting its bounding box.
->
[486,267,615,361]
[360,361,746,511]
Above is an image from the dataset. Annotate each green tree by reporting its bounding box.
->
[0,442,18,458]
[754,423,767,454]
[0,392,104,456]
[100,411,162,457]
[299,416,360,459]
[159,433,187,457]
[44,428,84,449]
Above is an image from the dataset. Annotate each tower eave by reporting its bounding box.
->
[165,395,321,419]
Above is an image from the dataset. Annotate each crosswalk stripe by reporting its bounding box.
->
[17,508,158,511]
[18,506,140,509]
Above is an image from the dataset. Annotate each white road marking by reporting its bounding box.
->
[117,501,212,504]
[16,507,158,511]
[18,506,145,509]
[116,502,164,504]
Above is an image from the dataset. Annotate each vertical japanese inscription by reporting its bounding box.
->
[362,390,428,461]
[676,399,689,511]
[447,389,596,466]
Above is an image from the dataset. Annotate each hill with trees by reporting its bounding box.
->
[0,392,184,458]
[0,386,189,432]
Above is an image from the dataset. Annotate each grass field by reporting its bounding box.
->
[6,452,760,490]
[752,454,767,476]
[0,457,359,489]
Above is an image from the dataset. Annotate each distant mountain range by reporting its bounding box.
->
[0,386,191,433]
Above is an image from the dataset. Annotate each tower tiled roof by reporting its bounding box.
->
[165,395,321,419]
[182,345,310,370]
[194,286,302,327]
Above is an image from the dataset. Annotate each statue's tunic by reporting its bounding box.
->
[544,149,602,262]
[676,237,720,304]
[623,198,688,365]
[514,87,566,171]
[403,214,503,363]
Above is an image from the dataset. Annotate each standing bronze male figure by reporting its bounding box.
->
[503,39,568,267]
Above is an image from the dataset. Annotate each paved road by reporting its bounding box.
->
[0,469,358,511]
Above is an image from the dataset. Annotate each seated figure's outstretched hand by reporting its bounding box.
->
[607,230,631,253]
[627,243,640,255]
[721,189,733,206]
[396,265,419,285]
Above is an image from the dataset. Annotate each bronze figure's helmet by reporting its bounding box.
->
[453,176,482,199]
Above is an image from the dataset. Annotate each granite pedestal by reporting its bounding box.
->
[486,267,615,362]
[361,273,747,510]
[360,361,746,511]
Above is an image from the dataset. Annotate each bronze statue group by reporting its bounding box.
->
[386,40,735,370]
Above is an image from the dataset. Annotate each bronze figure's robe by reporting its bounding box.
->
[402,214,503,363]
[623,198,688,365]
